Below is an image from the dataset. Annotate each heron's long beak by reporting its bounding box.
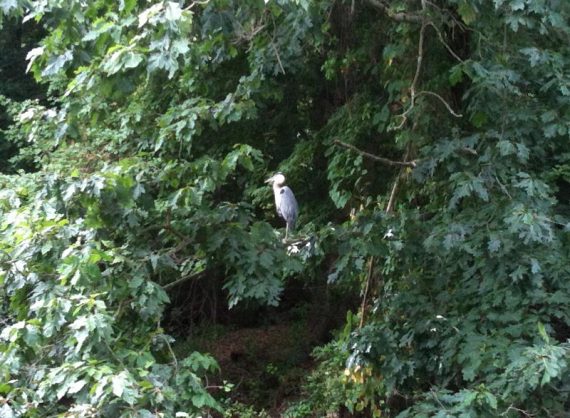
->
[264,176,274,184]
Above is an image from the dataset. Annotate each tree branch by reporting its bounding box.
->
[357,141,413,329]
[386,145,411,214]
[333,140,417,168]
[271,42,285,75]
[426,21,465,63]
[392,3,463,128]
[162,270,206,290]
[394,13,427,129]
[501,405,535,417]
[359,256,375,329]
[416,90,463,117]
[366,0,423,23]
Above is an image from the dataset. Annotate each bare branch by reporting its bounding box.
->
[392,13,463,127]
[426,21,465,63]
[357,1,467,131]
[386,145,411,214]
[159,334,179,375]
[366,0,423,23]
[416,90,463,117]
[501,405,535,417]
[494,173,512,200]
[333,140,417,167]
[459,147,478,156]
[183,0,210,11]
[425,0,471,32]
[411,19,427,94]
[163,270,206,290]
[394,19,428,129]
[271,42,286,75]
[359,256,375,329]
[233,22,267,45]
[357,144,412,329]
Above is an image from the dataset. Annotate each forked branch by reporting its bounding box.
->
[416,90,462,117]
[369,1,463,128]
[333,140,417,168]
[358,146,412,329]
[394,8,428,129]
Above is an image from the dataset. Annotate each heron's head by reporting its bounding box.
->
[265,172,286,186]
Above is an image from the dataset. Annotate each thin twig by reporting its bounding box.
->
[386,170,402,214]
[358,146,411,328]
[430,389,449,412]
[425,0,470,32]
[163,270,206,290]
[416,90,463,117]
[269,10,285,74]
[333,140,417,167]
[160,334,179,375]
[271,42,285,74]
[234,21,267,46]
[386,146,410,214]
[426,21,465,63]
[459,147,478,156]
[501,405,535,417]
[104,339,127,369]
[359,257,375,329]
[368,0,468,64]
[393,1,463,128]
[411,11,426,92]
[494,173,512,200]
[366,0,423,23]
[183,0,210,11]
[395,16,427,129]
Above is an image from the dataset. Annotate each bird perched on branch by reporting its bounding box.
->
[265,172,298,241]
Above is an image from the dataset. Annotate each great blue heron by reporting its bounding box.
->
[265,172,298,240]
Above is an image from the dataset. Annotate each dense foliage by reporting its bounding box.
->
[1,0,570,417]
[0,16,44,172]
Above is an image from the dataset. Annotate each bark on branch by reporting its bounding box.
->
[163,270,206,290]
[333,139,417,168]
[366,0,424,23]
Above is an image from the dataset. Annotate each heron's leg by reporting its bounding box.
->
[285,224,289,241]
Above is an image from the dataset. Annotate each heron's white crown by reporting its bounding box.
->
[265,172,286,186]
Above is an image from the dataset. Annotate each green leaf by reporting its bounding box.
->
[122,51,144,69]
[41,50,73,77]
[67,379,87,394]
[0,383,12,395]
[112,372,128,398]
[164,2,182,21]
[0,0,17,14]
[537,322,549,343]
[458,1,477,24]
[483,391,498,409]
[488,238,501,253]
[449,65,464,86]
[0,404,15,418]
[470,111,487,128]
[510,0,525,11]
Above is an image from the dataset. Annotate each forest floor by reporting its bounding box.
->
[168,282,356,417]
[176,319,317,417]
[207,322,314,416]
[176,321,313,418]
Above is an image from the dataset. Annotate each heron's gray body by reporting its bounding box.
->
[266,173,298,240]
[274,185,298,231]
